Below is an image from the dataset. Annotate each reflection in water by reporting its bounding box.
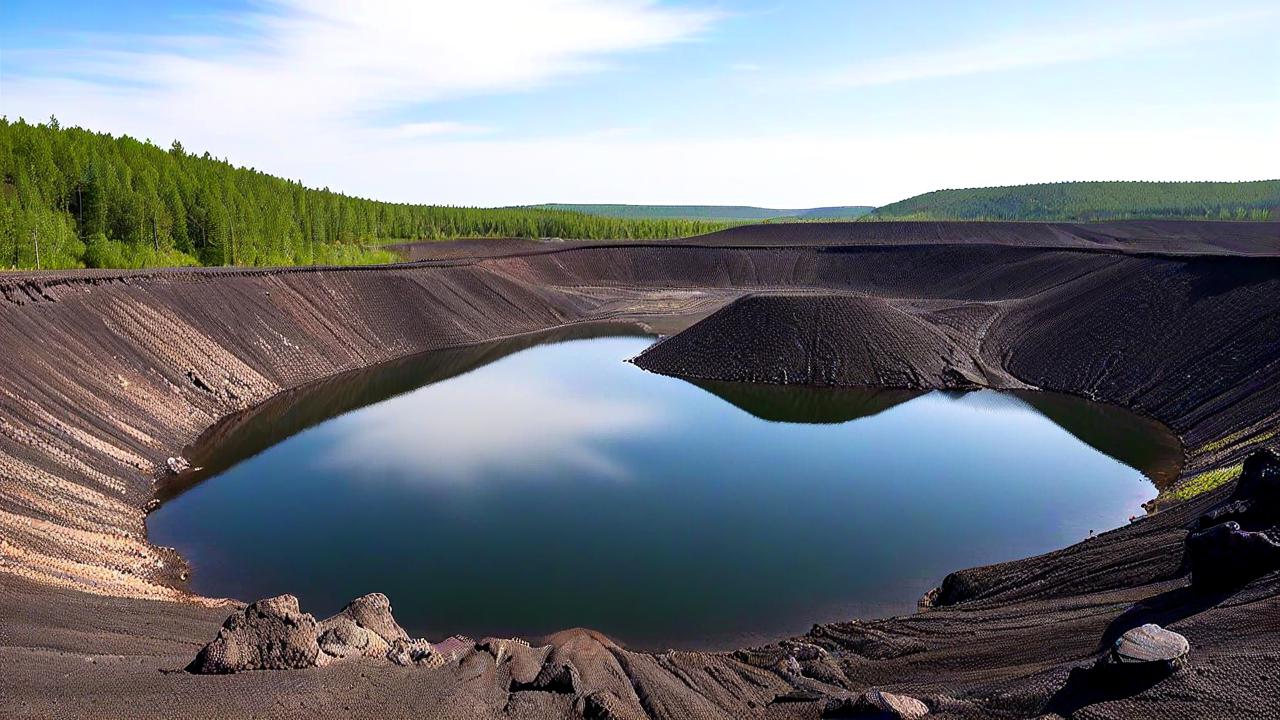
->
[1013,391,1183,489]
[318,373,661,483]
[149,333,1182,651]
[691,380,921,425]
[158,323,649,501]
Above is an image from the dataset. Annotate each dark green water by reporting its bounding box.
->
[149,332,1180,650]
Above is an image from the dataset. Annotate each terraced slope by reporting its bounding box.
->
[2,221,1278,719]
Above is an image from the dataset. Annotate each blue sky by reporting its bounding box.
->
[3,0,1277,206]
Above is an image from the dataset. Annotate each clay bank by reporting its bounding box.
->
[2,221,1279,719]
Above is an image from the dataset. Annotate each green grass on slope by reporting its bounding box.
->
[865,180,1280,222]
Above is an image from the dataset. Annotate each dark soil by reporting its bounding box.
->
[2,221,1278,718]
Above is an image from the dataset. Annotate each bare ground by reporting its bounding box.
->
[2,221,1278,719]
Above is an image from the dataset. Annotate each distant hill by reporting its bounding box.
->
[528,204,874,222]
[866,181,1279,222]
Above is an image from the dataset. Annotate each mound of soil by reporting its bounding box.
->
[632,293,999,389]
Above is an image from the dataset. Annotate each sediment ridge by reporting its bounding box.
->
[2,221,1278,718]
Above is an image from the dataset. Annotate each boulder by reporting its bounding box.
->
[334,592,409,644]
[1187,521,1280,589]
[187,595,319,673]
[1198,449,1280,531]
[317,592,409,660]
[1108,624,1189,667]
[1236,448,1280,501]
[823,689,929,718]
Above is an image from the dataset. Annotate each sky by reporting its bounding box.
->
[2,0,1277,207]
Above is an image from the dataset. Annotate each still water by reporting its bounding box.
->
[149,331,1180,650]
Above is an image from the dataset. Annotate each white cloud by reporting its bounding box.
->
[824,9,1278,88]
[387,122,491,139]
[1,0,718,161]
[280,122,1280,207]
[2,2,1275,207]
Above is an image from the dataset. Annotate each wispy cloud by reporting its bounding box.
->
[824,8,1277,88]
[1,1,719,157]
[387,122,492,139]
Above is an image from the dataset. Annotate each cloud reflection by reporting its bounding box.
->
[317,373,662,484]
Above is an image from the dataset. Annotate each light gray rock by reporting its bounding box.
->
[187,595,319,674]
[1105,623,1189,669]
[824,689,929,719]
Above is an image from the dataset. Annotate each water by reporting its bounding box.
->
[149,330,1181,650]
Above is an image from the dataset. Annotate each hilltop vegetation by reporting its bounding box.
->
[530,203,873,222]
[4,118,1274,271]
[0,118,730,270]
[866,181,1279,222]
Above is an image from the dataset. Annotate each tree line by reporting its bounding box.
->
[866,180,1279,222]
[0,117,731,270]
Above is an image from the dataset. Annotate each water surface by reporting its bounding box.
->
[150,333,1179,650]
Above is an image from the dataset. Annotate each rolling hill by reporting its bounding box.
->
[865,180,1279,222]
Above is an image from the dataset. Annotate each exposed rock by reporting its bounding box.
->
[1197,449,1280,531]
[1099,624,1189,672]
[334,592,409,644]
[1187,521,1280,589]
[1236,448,1280,503]
[315,592,409,661]
[187,595,319,673]
[823,689,929,719]
[780,641,850,687]
[387,638,439,667]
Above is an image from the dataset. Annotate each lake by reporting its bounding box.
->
[149,329,1181,650]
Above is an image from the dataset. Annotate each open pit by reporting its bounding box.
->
[2,221,1279,719]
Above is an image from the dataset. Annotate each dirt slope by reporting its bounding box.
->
[2,221,1278,719]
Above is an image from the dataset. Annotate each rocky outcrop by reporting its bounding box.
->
[186,595,320,673]
[1187,449,1280,589]
[190,592,446,673]
[316,592,409,661]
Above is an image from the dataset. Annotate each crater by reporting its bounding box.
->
[149,331,1181,651]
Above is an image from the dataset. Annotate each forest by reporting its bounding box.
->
[866,180,1280,222]
[0,118,731,270]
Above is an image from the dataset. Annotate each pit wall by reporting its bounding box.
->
[1,232,1277,601]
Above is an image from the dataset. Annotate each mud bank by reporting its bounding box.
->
[2,221,1279,719]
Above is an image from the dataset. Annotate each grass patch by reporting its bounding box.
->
[1167,464,1244,503]
[300,244,400,266]
[1198,427,1277,456]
